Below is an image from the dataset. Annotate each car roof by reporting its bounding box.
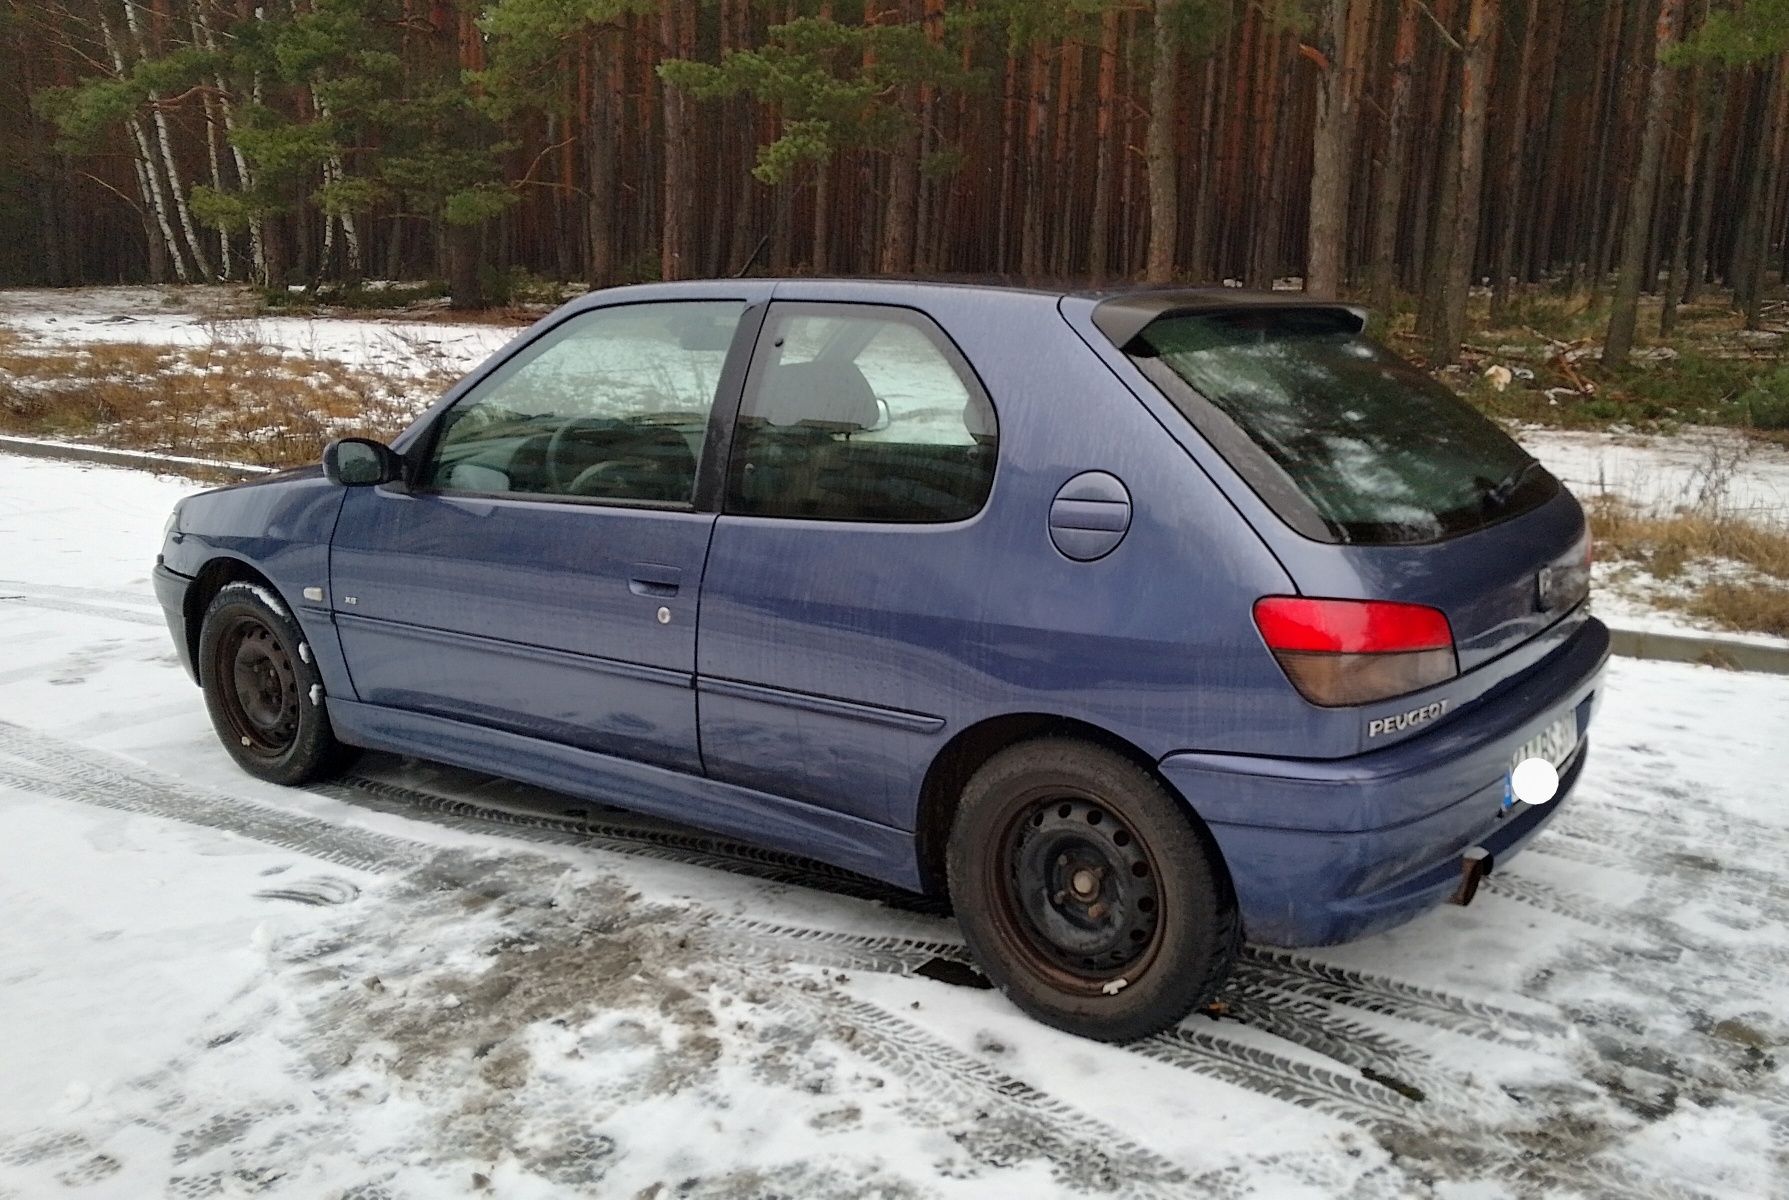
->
[570,277,1365,347]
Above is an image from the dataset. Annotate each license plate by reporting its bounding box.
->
[1502,713,1578,811]
[1513,714,1579,773]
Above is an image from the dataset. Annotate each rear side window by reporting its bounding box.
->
[726,303,997,522]
[1123,308,1555,544]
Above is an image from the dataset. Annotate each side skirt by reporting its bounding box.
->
[325,697,924,893]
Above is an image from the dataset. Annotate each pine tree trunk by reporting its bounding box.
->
[1369,0,1421,313]
[1489,0,1542,323]
[1662,43,1710,338]
[1248,31,1292,289]
[1306,0,1350,297]
[811,159,831,274]
[1433,0,1498,366]
[1189,48,1222,282]
[1088,6,1119,282]
[587,32,618,287]
[1050,36,1081,279]
[1592,0,1647,302]
[447,221,485,309]
[658,0,690,281]
[1144,0,1179,283]
[1020,40,1048,280]
[995,49,1017,274]
[1519,0,1566,284]
[1683,73,1727,304]
[1605,0,1684,366]
[1740,64,1789,330]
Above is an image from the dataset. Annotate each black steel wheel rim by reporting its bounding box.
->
[214,615,299,758]
[988,792,1165,991]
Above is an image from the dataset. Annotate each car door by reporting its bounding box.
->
[695,300,1001,825]
[329,296,759,774]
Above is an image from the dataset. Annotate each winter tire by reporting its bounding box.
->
[198,581,353,785]
[947,738,1240,1042]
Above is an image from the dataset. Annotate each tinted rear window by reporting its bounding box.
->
[1123,308,1555,544]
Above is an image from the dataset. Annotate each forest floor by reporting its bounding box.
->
[1,454,1787,1199]
[0,283,1786,640]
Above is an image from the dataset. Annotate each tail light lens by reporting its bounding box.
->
[1253,596,1458,707]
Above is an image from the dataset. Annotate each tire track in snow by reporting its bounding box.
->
[0,593,164,627]
[0,730,1295,1192]
[704,918,1534,1143]
[0,726,1568,1055]
[0,723,424,875]
[1484,874,1638,936]
[0,579,160,609]
[1540,814,1789,911]
[331,770,1572,1049]
[0,728,1734,1198]
[774,990,1198,1198]
[0,728,1523,1143]
[1555,790,1789,872]
[1233,945,1566,1042]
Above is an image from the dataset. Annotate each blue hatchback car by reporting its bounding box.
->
[155,279,1607,1041]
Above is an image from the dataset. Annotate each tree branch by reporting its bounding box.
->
[1408,0,1465,53]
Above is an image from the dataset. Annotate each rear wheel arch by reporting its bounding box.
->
[913,713,1235,904]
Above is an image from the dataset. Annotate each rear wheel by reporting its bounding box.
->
[946,738,1239,1042]
[198,581,351,785]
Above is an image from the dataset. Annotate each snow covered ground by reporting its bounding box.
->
[0,286,516,380]
[1,454,1786,1199]
[1519,426,1789,530]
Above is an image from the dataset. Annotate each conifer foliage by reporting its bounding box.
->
[1,0,1784,345]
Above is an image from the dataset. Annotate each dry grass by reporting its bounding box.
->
[1685,583,1789,639]
[1587,497,1789,582]
[1588,496,1789,637]
[0,330,445,467]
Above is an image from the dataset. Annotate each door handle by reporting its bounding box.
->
[628,563,682,598]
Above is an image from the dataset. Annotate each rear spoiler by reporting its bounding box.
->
[1089,291,1370,349]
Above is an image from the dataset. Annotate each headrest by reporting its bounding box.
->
[754,361,880,432]
[962,393,997,443]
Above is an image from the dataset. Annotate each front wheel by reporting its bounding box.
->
[946,739,1239,1042]
[198,581,352,786]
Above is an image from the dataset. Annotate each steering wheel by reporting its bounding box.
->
[544,415,616,494]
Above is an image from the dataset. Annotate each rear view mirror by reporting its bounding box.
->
[322,437,405,487]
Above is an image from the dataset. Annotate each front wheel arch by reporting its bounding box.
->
[182,557,283,680]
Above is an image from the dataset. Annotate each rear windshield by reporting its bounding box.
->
[1123,308,1556,544]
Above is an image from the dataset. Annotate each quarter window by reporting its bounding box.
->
[726,304,996,522]
[425,300,744,504]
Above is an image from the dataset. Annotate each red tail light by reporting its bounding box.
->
[1253,597,1458,707]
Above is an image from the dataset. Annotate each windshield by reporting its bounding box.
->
[1124,308,1556,544]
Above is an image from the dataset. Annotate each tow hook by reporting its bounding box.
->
[1450,847,1494,906]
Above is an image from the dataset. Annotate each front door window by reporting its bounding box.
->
[426,300,745,504]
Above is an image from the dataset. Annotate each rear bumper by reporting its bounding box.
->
[152,563,197,683]
[1160,617,1609,946]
